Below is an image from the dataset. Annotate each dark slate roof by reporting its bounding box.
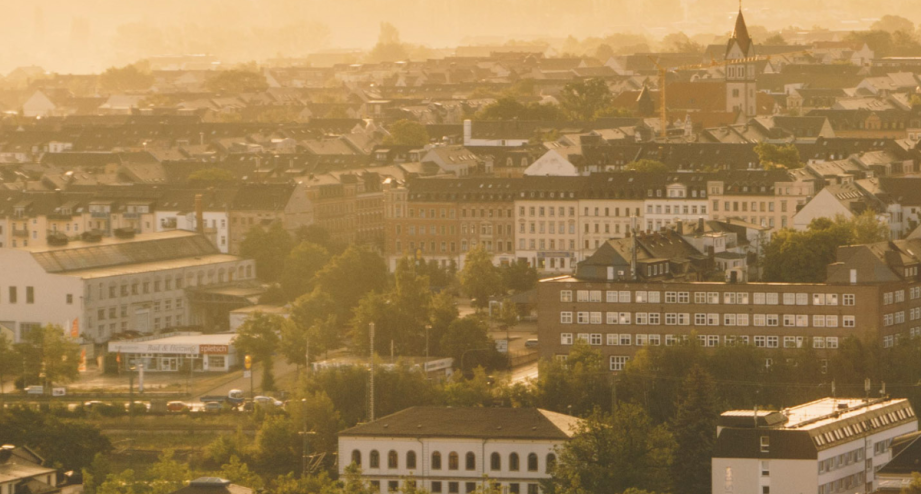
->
[339,407,581,440]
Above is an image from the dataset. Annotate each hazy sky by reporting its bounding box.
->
[0,0,914,75]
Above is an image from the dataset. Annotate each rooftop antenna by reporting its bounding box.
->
[864,378,871,402]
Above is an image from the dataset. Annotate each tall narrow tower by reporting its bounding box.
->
[725,6,757,119]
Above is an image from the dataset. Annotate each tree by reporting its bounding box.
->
[754,142,802,169]
[99,62,153,92]
[284,289,336,367]
[16,324,81,388]
[0,333,16,396]
[762,212,888,283]
[315,245,388,320]
[534,341,612,416]
[764,34,787,45]
[625,159,669,173]
[900,472,921,493]
[500,259,538,294]
[220,455,265,491]
[871,15,915,34]
[558,78,614,121]
[367,22,409,62]
[460,246,502,310]
[548,405,674,494]
[240,222,294,283]
[474,97,566,121]
[206,69,269,93]
[234,312,283,392]
[440,317,506,373]
[670,366,720,494]
[280,242,330,300]
[188,167,236,183]
[384,119,429,147]
[661,32,703,53]
[147,450,191,494]
[594,44,615,61]
[0,406,111,471]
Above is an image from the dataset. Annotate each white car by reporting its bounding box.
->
[253,395,283,407]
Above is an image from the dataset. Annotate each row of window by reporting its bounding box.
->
[352,450,555,474]
[817,471,865,494]
[395,240,514,254]
[93,266,252,301]
[562,332,840,349]
[562,289,857,307]
[0,286,35,305]
[817,447,864,474]
[560,311,856,328]
[96,299,184,321]
[645,204,707,216]
[371,480,540,494]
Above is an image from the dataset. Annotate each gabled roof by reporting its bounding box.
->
[727,9,754,57]
[339,407,581,440]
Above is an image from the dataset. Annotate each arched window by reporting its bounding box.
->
[546,453,557,473]
[527,453,538,472]
[490,452,501,471]
[370,450,380,468]
[351,450,361,467]
[388,450,398,469]
[407,451,417,470]
[465,452,476,471]
[509,453,520,471]
[448,452,459,470]
[431,452,442,470]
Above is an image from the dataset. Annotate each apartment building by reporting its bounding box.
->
[709,169,815,230]
[384,178,518,270]
[339,407,580,494]
[642,173,710,232]
[537,237,921,371]
[515,177,583,274]
[228,182,312,254]
[713,397,917,494]
[0,230,255,344]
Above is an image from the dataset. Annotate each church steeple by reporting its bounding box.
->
[726,4,753,58]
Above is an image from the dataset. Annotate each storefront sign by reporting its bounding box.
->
[200,345,228,354]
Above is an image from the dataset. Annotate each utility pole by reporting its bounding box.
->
[369,322,375,422]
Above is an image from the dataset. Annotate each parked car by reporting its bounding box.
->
[253,396,283,407]
[24,386,44,395]
[203,401,223,413]
[524,339,539,349]
[166,401,188,412]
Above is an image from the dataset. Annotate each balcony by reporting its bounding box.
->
[90,211,110,219]
[12,228,28,238]
[122,212,140,219]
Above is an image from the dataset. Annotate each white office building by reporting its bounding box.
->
[339,407,581,494]
[712,397,917,494]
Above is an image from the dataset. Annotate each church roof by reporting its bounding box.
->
[727,9,753,57]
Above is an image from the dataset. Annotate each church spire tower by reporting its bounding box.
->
[725,1,757,119]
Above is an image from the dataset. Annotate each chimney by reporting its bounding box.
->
[195,194,204,234]
[850,268,857,285]
[676,219,683,234]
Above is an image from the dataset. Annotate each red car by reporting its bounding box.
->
[166,401,188,412]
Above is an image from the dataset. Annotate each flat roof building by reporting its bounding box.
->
[713,397,917,494]
[0,230,255,345]
[108,332,238,373]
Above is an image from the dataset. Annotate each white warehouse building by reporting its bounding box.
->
[338,407,581,494]
[0,230,256,344]
[712,397,917,494]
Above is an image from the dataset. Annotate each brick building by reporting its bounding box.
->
[536,238,921,372]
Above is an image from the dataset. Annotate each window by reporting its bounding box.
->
[577,312,589,324]
[9,287,16,304]
[26,287,33,304]
[610,356,630,371]
[561,312,573,324]
[351,450,362,467]
[466,483,476,493]
[760,436,770,453]
[844,316,856,328]
[546,454,557,473]
[370,450,380,468]
[527,453,538,472]
[843,294,856,306]
[407,451,417,470]
[561,333,573,345]
[509,453,520,471]
[388,450,398,469]
[761,460,770,477]
[465,452,476,470]
[577,290,589,302]
[432,452,442,470]
[560,290,572,302]
[490,452,501,471]
[449,452,459,470]
[432,482,443,493]
[448,483,459,494]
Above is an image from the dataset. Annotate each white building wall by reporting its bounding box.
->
[0,249,83,342]
[339,436,560,494]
